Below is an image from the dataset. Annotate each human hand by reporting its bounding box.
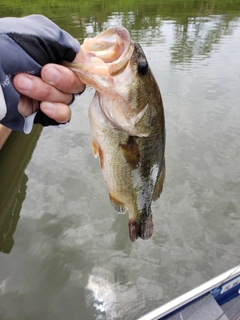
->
[0,14,84,132]
[13,61,85,123]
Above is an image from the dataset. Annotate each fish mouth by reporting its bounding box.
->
[128,214,154,242]
[72,26,134,77]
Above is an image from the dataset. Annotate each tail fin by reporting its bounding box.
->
[128,214,154,242]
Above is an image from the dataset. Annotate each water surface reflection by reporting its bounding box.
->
[0,1,240,319]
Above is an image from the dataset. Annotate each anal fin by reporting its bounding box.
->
[109,192,127,214]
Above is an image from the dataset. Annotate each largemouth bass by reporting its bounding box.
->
[65,27,165,242]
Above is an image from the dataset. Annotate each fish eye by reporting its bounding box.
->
[138,59,148,75]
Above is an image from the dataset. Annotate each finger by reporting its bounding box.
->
[18,94,39,117]
[41,64,86,94]
[13,73,73,104]
[40,101,71,123]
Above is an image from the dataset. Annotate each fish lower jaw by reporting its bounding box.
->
[128,214,154,242]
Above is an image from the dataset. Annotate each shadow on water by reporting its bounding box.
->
[0,126,42,253]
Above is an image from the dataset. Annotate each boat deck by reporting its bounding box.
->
[222,294,240,320]
[138,266,240,320]
[164,293,240,320]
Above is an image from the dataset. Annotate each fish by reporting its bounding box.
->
[64,27,165,242]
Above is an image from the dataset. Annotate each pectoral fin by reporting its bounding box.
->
[152,159,166,201]
[92,140,99,158]
[92,140,104,169]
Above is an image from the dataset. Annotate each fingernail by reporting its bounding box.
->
[42,102,54,110]
[44,67,61,84]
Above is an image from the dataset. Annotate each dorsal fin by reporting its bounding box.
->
[153,159,166,201]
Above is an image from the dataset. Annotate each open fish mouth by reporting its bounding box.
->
[71,26,135,77]
[128,214,154,242]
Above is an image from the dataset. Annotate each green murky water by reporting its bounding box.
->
[0,1,240,319]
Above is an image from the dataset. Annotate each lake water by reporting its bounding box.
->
[0,1,240,319]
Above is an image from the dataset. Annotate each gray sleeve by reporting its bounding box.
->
[0,14,80,133]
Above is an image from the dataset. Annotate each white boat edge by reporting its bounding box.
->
[137,265,240,320]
